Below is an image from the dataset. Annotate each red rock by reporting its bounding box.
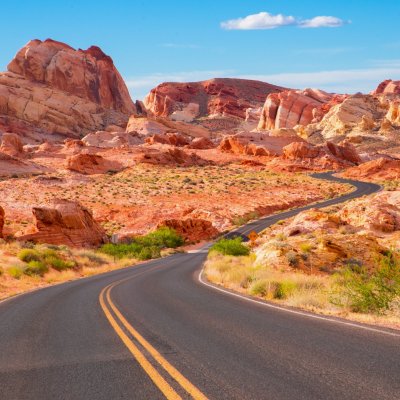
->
[258,89,339,130]
[0,39,135,140]
[145,132,190,147]
[0,133,24,156]
[326,141,361,164]
[342,157,400,180]
[188,137,215,149]
[0,206,4,238]
[66,153,123,174]
[219,131,304,157]
[372,79,400,95]
[282,142,320,159]
[136,147,210,167]
[158,218,219,242]
[144,78,285,121]
[17,199,108,247]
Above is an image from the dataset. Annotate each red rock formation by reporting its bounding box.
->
[136,147,210,167]
[8,39,134,114]
[0,39,135,140]
[219,131,304,156]
[158,218,219,242]
[342,157,400,180]
[145,132,190,147]
[144,78,285,121]
[372,79,400,95]
[188,137,215,149]
[66,153,123,175]
[258,89,342,130]
[0,206,4,238]
[18,200,108,247]
[0,133,24,156]
[282,140,360,167]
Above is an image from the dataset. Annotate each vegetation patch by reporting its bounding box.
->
[209,237,250,256]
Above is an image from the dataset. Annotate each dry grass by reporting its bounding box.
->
[0,241,138,301]
[204,252,400,330]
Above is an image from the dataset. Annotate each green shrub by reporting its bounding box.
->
[18,248,41,263]
[8,265,24,279]
[299,242,313,253]
[335,253,400,314]
[273,281,297,299]
[99,227,183,260]
[44,256,75,271]
[24,260,48,277]
[250,280,268,296]
[210,237,250,256]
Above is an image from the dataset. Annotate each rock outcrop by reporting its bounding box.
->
[0,39,135,140]
[66,153,123,174]
[82,130,142,148]
[341,157,400,180]
[144,78,285,122]
[17,200,108,247]
[372,79,400,95]
[158,218,219,242]
[145,132,190,147]
[0,133,24,156]
[258,89,342,130]
[0,206,4,238]
[219,131,304,156]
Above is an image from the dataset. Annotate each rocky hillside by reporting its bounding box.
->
[0,39,136,141]
[143,78,285,129]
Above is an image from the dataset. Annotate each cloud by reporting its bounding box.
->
[299,16,346,28]
[239,65,400,93]
[221,12,296,30]
[221,11,347,30]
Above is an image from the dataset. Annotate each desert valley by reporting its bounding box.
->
[0,38,399,329]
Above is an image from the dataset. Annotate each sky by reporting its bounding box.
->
[1,0,399,100]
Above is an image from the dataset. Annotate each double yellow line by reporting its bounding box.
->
[99,280,208,400]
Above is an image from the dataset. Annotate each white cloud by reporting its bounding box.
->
[299,16,346,28]
[220,11,347,30]
[240,65,400,93]
[221,12,296,30]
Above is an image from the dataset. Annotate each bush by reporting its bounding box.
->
[99,227,184,260]
[24,260,48,277]
[210,237,250,257]
[286,250,299,267]
[44,256,75,271]
[18,249,41,263]
[250,280,268,296]
[8,265,24,279]
[273,281,297,299]
[336,253,400,314]
[299,242,313,253]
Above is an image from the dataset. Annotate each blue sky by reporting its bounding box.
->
[1,0,399,100]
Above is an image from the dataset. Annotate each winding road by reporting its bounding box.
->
[1,173,399,400]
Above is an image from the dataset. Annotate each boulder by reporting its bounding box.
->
[0,133,24,156]
[145,132,190,147]
[82,130,142,148]
[66,153,123,174]
[188,137,215,149]
[17,200,108,247]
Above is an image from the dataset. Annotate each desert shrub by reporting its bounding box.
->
[18,249,41,263]
[335,253,400,314]
[24,260,48,277]
[99,227,183,260]
[299,242,313,253]
[286,250,299,267]
[45,256,75,271]
[210,237,250,256]
[273,281,297,299]
[250,280,268,296]
[8,265,24,279]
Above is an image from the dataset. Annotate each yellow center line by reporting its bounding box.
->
[105,282,208,400]
[99,284,182,400]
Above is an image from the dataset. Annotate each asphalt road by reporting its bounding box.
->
[1,173,399,400]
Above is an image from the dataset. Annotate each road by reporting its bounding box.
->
[1,173,399,400]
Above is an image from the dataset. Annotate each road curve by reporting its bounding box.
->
[1,173,399,400]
